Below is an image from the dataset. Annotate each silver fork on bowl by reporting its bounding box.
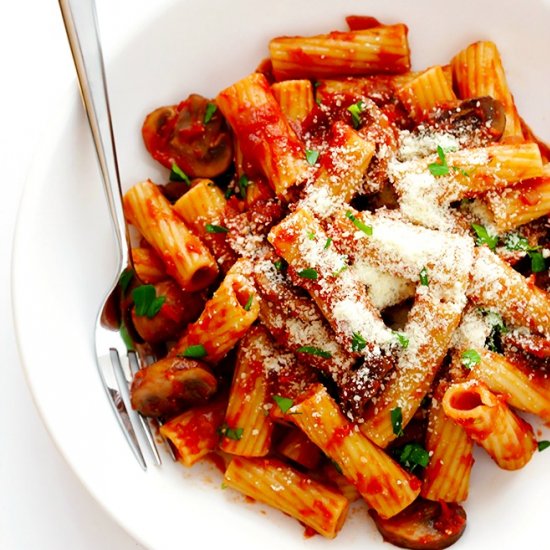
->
[58,0,162,470]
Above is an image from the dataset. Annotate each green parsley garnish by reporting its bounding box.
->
[120,319,135,351]
[169,162,191,185]
[345,210,373,236]
[243,294,254,312]
[398,443,430,473]
[391,407,404,437]
[119,268,134,294]
[224,186,234,199]
[324,237,332,250]
[238,175,249,199]
[273,259,286,271]
[298,268,319,280]
[538,440,550,452]
[428,146,450,177]
[504,233,546,273]
[218,424,243,441]
[306,149,320,165]
[351,331,367,352]
[347,100,366,129]
[132,285,166,318]
[297,346,332,359]
[307,231,316,240]
[203,102,218,124]
[461,349,481,369]
[273,395,294,414]
[479,309,507,353]
[179,344,207,359]
[313,81,322,105]
[205,223,229,234]
[472,223,499,250]
[332,263,348,277]
[394,332,409,349]
[419,266,429,286]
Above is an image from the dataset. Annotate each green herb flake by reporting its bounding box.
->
[120,319,135,351]
[218,423,243,441]
[203,102,218,124]
[243,294,254,312]
[169,162,191,185]
[419,266,429,286]
[530,252,546,273]
[332,263,348,277]
[238,175,249,199]
[351,331,367,352]
[538,440,550,452]
[119,268,134,294]
[307,231,316,240]
[273,395,294,414]
[480,309,507,353]
[399,443,430,472]
[205,223,229,234]
[178,344,207,359]
[347,100,365,129]
[306,149,320,165]
[297,346,332,359]
[273,259,286,271]
[324,237,332,250]
[391,406,404,437]
[428,146,450,177]
[461,349,481,369]
[345,210,373,236]
[298,268,319,280]
[132,285,166,318]
[472,223,499,250]
[394,332,409,349]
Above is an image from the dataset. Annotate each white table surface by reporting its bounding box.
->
[1,1,156,548]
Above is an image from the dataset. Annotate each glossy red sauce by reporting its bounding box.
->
[345,15,383,31]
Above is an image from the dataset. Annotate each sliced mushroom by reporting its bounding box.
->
[130,356,218,418]
[369,499,467,550]
[131,280,205,344]
[425,96,506,146]
[142,94,233,178]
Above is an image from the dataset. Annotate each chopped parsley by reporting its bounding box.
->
[306,149,320,165]
[178,344,207,359]
[119,268,134,294]
[419,266,429,286]
[324,237,332,250]
[538,440,550,452]
[472,224,499,251]
[205,223,229,234]
[504,233,546,273]
[397,443,430,473]
[461,349,481,369]
[298,268,318,280]
[351,331,367,352]
[132,285,166,318]
[347,100,366,129]
[345,210,373,236]
[428,146,450,177]
[307,231,316,240]
[480,309,507,353]
[238,175,249,198]
[218,424,243,441]
[273,395,294,414]
[169,162,191,185]
[243,294,254,312]
[394,332,409,349]
[297,346,332,359]
[203,102,218,124]
[273,259,286,271]
[391,406,404,437]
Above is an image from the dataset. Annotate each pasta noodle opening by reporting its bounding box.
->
[450,390,483,411]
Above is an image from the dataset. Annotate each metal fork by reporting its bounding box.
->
[59,0,161,469]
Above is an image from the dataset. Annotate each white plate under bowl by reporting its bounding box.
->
[13,0,550,549]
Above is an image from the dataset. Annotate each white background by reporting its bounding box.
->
[1,1,154,548]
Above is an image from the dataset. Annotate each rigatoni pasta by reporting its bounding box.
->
[122,14,550,548]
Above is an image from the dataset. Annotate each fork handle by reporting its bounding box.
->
[58,0,128,269]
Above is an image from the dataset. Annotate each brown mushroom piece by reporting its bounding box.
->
[131,280,205,344]
[142,94,233,178]
[369,499,467,550]
[130,356,218,418]
[425,96,507,146]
